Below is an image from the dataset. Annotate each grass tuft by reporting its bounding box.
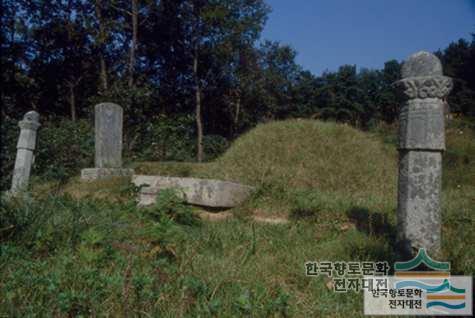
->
[1,118,473,316]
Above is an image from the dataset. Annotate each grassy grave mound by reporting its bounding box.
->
[209,119,397,197]
[137,119,398,214]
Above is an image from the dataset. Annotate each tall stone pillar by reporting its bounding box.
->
[393,52,453,256]
[94,102,123,168]
[10,111,41,193]
[81,103,134,180]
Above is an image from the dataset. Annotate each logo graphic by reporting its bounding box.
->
[363,248,472,316]
[394,248,450,272]
[394,249,466,313]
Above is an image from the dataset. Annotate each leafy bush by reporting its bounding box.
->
[0,195,37,242]
[0,194,111,252]
[126,114,229,163]
[35,119,94,183]
[203,134,229,161]
[149,189,200,226]
[0,118,94,190]
[131,114,196,162]
[0,116,17,190]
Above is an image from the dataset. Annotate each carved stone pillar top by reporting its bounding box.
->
[393,52,453,101]
[402,51,443,78]
[393,76,453,100]
[18,111,41,131]
[394,51,453,151]
[17,111,41,151]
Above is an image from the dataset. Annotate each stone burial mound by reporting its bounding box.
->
[132,175,255,208]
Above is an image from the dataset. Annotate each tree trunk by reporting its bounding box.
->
[100,57,108,91]
[95,0,108,92]
[193,47,204,162]
[68,83,76,122]
[66,77,82,122]
[65,2,77,121]
[128,0,138,88]
[232,90,241,138]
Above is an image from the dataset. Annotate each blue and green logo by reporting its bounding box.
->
[394,249,466,311]
[395,248,450,272]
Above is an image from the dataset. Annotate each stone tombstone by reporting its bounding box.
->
[95,103,123,168]
[393,51,453,256]
[10,111,41,193]
[81,103,133,180]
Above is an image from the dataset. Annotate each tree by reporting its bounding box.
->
[94,0,109,92]
[0,0,31,117]
[20,0,98,120]
[438,38,475,116]
[174,0,269,161]
[257,41,302,120]
[377,60,401,123]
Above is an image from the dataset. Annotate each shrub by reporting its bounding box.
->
[0,118,94,190]
[130,114,196,162]
[0,116,17,190]
[203,134,229,161]
[128,115,229,163]
[0,195,38,242]
[0,194,102,252]
[35,119,94,183]
[149,189,200,226]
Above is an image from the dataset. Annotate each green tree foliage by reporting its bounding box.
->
[437,38,475,116]
[1,0,474,188]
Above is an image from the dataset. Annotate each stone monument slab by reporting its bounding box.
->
[132,175,254,208]
[81,103,133,180]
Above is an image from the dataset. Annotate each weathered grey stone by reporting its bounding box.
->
[81,103,133,180]
[10,111,41,194]
[95,103,123,168]
[393,51,452,256]
[398,151,442,252]
[132,175,255,208]
[81,168,134,181]
[401,51,443,78]
[398,99,446,150]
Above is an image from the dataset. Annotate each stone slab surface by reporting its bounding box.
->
[398,99,445,150]
[132,175,254,208]
[95,103,123,168]
[397,150,442,253]
[81,168,134,181]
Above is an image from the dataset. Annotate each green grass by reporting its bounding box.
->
[1,118,474,316]
[0,194,388,316]
[132,117,475,275]
[137,119,398,216]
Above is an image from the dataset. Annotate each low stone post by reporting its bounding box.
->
[81,103,133,180]
[10,111,41,193]
[393,51,453,256]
